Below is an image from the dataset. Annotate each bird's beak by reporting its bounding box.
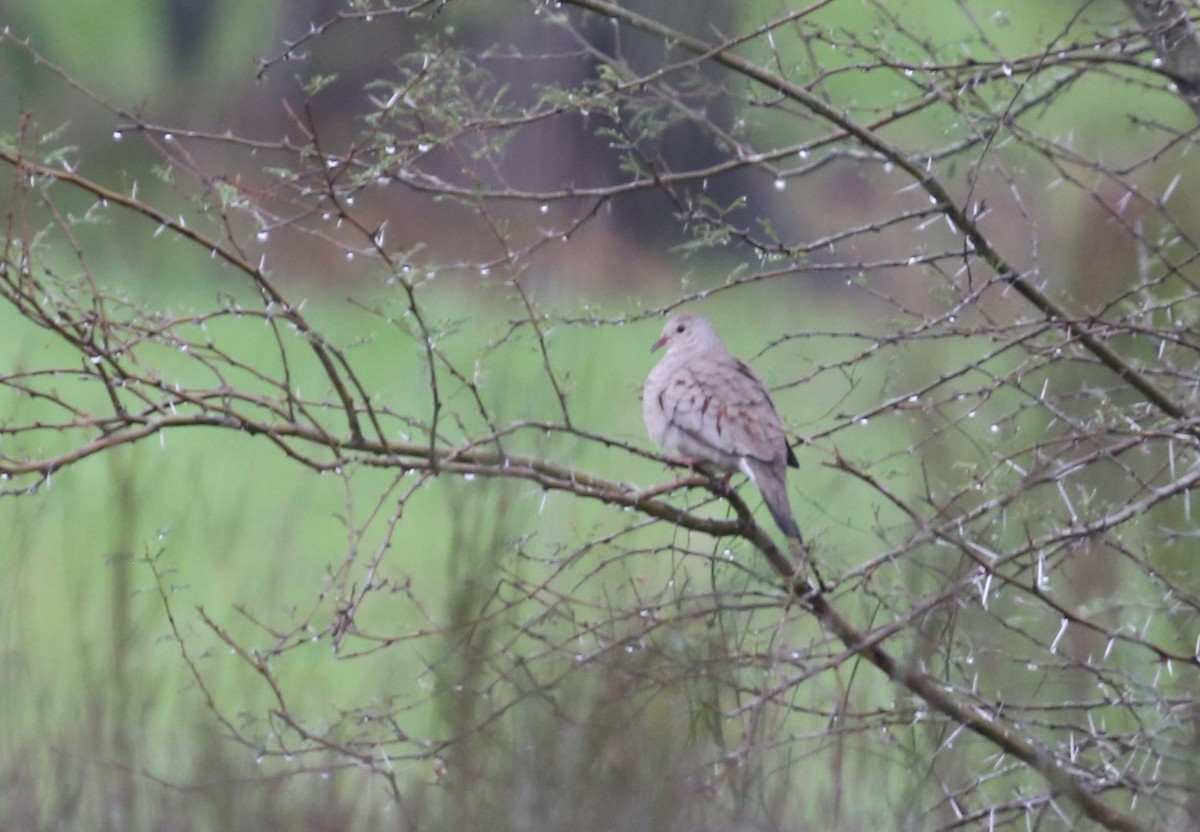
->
[651,335,668,353]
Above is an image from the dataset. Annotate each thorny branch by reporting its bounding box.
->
[5,2,1200,829]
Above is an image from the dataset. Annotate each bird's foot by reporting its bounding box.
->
[665,456,730,492]
[664,454,699,470]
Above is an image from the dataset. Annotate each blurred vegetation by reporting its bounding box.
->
[4,1,1200,830]
[0,268,878,829]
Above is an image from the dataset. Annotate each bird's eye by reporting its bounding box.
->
[676,324,685,333]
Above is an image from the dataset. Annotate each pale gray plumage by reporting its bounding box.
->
[643,311,802,542]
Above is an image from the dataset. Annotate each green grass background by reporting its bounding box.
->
[3,258,914,828]
[2,0,1187,827]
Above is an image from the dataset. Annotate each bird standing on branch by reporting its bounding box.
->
[643,311,803,545]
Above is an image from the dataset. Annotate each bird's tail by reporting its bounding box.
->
[744,458,803,544]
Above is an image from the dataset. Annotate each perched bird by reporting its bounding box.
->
[643,311,802,543]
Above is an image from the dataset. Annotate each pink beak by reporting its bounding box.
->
[651,335,668,352]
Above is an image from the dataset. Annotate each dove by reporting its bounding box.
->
[643,311,802,543]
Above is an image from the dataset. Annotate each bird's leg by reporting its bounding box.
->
[663,454,698,470]
[660,454,707,480]
[669,458,731,494]
[661,456,731,494]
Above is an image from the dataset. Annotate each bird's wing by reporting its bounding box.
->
[658,353,788,465]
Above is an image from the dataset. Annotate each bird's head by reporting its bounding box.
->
[651,311,723,354]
